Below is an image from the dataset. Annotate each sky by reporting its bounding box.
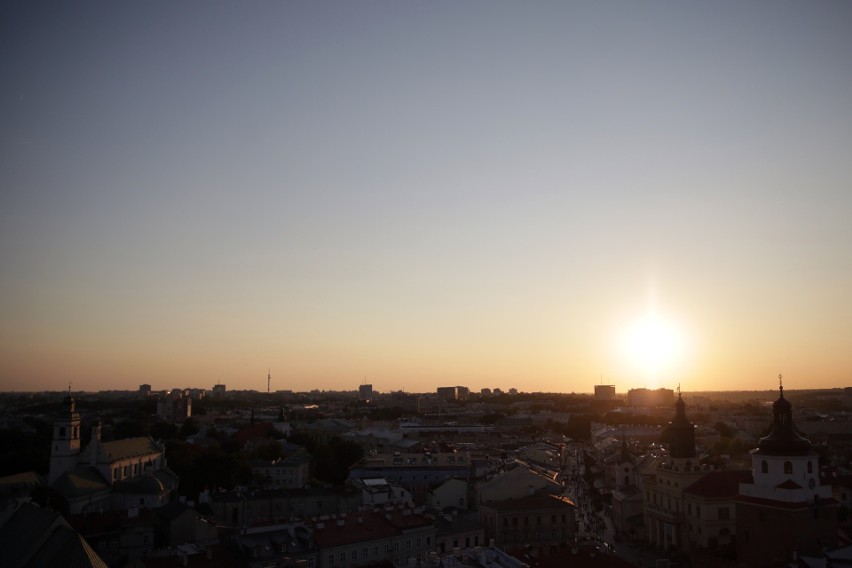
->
[2,1,852,394]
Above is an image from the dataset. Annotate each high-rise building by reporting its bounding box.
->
[139,384,151,397]
[436,387,458,401]
[211,384,226,398]
[627,387,674,407]
[359,383,373,403]
[595,384,616,401]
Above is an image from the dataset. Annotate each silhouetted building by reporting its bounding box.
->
[138,384,151,397]
[595,384,616,401]
[643,391,709,551]
[358,383,373,403]
[736,381,838,566]
[627,388,674,407]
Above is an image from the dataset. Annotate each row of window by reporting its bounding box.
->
[325,536,432,566]
[760,459,813,475]
[501,514,569,527]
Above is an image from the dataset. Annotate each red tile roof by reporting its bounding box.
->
[309,511,431,548]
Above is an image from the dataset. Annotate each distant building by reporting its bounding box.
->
[627,387,674,407]
[250,454,311,489]
[456,386,470,400]
[481,388,492,397]
[736,382,838,566]
[595,384,616,401]
[358,383,373,403]
[436,387,458,401]
[211,384,226,398]
[156,392,191,423]
[138,384,151,397]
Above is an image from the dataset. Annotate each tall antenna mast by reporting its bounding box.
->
[268,369,271,394]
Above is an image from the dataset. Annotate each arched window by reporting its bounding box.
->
[807,461,813,474]
[624,475,630,486]
[761,460,768,474]
[58,426,66,438]
[784,461,793,474]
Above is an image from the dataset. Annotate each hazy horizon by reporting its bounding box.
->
[3,2,852,394]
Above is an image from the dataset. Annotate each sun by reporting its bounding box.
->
[618,312,685,382]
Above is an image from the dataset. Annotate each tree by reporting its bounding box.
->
[179,418,199,439]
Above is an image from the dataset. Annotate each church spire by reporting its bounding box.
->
[664,385,696,459]
[758,375,811,456]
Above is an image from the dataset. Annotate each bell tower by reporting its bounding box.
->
[49,388,82,485]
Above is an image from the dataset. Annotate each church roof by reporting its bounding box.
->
[100,437,162,461]
[684,470,752,499]
[52,466,109,498]
[756,383,812,456]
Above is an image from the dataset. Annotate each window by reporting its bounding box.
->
[784,461,793,474]
[696,506,701,518]
[328,555,334,566]
[761,460,768,474]
[718,507,729,520]
[351,551,357,561]
[340,552,345,562]
[59,427,66,438]
[807,461,813,474]
[426,537,431,546]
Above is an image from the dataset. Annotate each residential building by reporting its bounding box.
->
[479,493,577,556]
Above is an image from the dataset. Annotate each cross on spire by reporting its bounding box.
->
[779,373,784,396]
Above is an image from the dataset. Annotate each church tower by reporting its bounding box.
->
[663,390,696,460]
[736,377,838,566]
[643,388,706,551]
[49,390,81,484]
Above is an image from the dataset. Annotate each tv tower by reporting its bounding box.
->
[267,369,271,394]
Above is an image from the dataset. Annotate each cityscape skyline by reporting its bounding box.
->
[2,2,852,394]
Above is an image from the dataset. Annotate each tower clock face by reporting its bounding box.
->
[808,478,816,490]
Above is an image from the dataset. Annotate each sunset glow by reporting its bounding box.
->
[1,2,851,394]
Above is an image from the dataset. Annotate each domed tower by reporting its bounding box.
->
[664,390,696,460]
[49,389,82,485]
[736,376,838,566]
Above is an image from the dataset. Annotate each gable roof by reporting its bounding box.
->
[100,437,162,461]
[683,470,752,499]
[481,493,576,512]
[0,503,107,568]
[52,467,109,498]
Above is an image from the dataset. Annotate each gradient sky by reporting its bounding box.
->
[2,1,852,394]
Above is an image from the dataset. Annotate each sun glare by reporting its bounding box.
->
[619,313,685,382]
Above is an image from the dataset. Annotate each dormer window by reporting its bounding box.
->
[807,461,813,474]
[784,461,793,475]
